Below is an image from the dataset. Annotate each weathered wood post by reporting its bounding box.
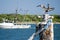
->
[36,4,54,40]
[36,17,54,40]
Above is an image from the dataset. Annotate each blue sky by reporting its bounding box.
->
[0,0,60,15]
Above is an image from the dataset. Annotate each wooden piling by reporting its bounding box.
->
[37,23,54,40]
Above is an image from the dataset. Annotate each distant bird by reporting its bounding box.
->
[37,4,54,12]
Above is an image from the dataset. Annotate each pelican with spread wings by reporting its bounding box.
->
[37,4,54,12]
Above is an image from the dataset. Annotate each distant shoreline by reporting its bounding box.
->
[17,22,60,24]
[53,22,60,24]
[0,21,60,24]
[16,22,37,24]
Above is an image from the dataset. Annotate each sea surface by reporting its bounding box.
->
[0,24,60,40]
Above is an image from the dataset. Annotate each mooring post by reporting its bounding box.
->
[36,14,54,40]
[36,4,54,40]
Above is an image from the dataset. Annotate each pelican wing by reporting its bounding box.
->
[37,5,46,8]
[48,8,54,11]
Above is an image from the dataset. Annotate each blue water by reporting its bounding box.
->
[0,24,60,40]
[54,24,60,40]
